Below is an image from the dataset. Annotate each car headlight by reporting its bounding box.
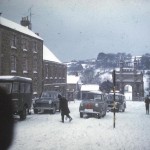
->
[49,100,52,104]
[95,103,99,107]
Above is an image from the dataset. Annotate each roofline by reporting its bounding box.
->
[0,17,43,41]
[0,24,43,41]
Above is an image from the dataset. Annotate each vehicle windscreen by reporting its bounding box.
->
[0,82,12,94]
[83,93,102,101]
[41,92,57,99]
[108,94,122,102]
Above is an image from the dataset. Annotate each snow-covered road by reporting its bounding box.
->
[10,100,150,150]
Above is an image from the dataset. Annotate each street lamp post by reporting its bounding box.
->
[113,70,116,128]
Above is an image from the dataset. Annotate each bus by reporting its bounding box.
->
[0,76,32,120]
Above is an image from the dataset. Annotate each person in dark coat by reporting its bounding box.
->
[145,95,150,114]
[58,94,72,123]
[0,87,14,150]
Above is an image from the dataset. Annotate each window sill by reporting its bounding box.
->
[23,49,27,51]
[11,46,17,49]
[33,51,37,54]
[11,70,16,73]
[23,71,28,73]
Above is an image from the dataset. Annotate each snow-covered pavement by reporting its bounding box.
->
[10,100,150,150]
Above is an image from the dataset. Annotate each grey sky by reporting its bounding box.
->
[0,0,150,62]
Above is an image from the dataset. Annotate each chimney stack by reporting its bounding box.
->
[20,16,32,30]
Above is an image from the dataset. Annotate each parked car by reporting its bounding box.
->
[107,93,126,112]
[33,91,60,114]
[79,91,108,119]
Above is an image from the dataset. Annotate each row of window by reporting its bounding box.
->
[44,64,66,79]
[11,55,37,73]
[0,82,31,94]
[13,82,31,93]
[11,34,38,53]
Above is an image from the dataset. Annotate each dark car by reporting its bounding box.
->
[79,91,108,119]
[33,91,60,114]
[107,93,126,112]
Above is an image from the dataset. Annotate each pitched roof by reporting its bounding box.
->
[0,17,62,63]
[0,16,43,40]
[43,45,61,63]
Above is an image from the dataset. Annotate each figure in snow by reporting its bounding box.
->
[145,95,150,114]
[58,94,72,123]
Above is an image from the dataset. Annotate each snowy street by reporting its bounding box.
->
[10,100,150,150]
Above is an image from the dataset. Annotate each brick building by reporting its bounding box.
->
[0,16,67,97]
[43,45,67,96]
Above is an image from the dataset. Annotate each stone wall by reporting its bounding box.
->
[0,25,43,96]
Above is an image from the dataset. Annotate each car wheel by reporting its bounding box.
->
[80,112,83,118]
[20,106,27,120]
[103,110,106,117]
[122,105,125,112]
[97,114,101,119]
[101,108,106,117]
[28,108,31,115]
[34,109,38,114]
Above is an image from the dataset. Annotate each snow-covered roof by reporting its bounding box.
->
[81,84,99,91]
[0,16,42,40]
[0,75,32,81]
[67,75,81,84]
[43,45,61,63]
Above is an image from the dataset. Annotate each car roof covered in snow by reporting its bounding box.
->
[87,91,103,94]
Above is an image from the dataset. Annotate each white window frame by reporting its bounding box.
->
[32,41,37,53]
[11,55,16,73]
[22,38,28,51]
[23,56,28,73]
[33,56,38,73]
[11,34,17,48]
[45,64,48,79]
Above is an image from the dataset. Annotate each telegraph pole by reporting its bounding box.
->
[113,70,116,128]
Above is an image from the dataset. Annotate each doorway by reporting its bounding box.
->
[124,85,132,101]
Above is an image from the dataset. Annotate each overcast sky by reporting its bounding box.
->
[0,0,150,62]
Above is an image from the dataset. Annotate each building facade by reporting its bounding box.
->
[43,45,67,97]
[0,16,67,97]
[115,58,144,101]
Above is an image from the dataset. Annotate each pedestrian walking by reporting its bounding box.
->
[58,94,72,123]
[145,95,150,114]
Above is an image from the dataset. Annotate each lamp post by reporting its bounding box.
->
[112,70,116,128]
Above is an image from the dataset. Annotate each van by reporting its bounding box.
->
[0,76,32,120]
[79,91,108,118]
